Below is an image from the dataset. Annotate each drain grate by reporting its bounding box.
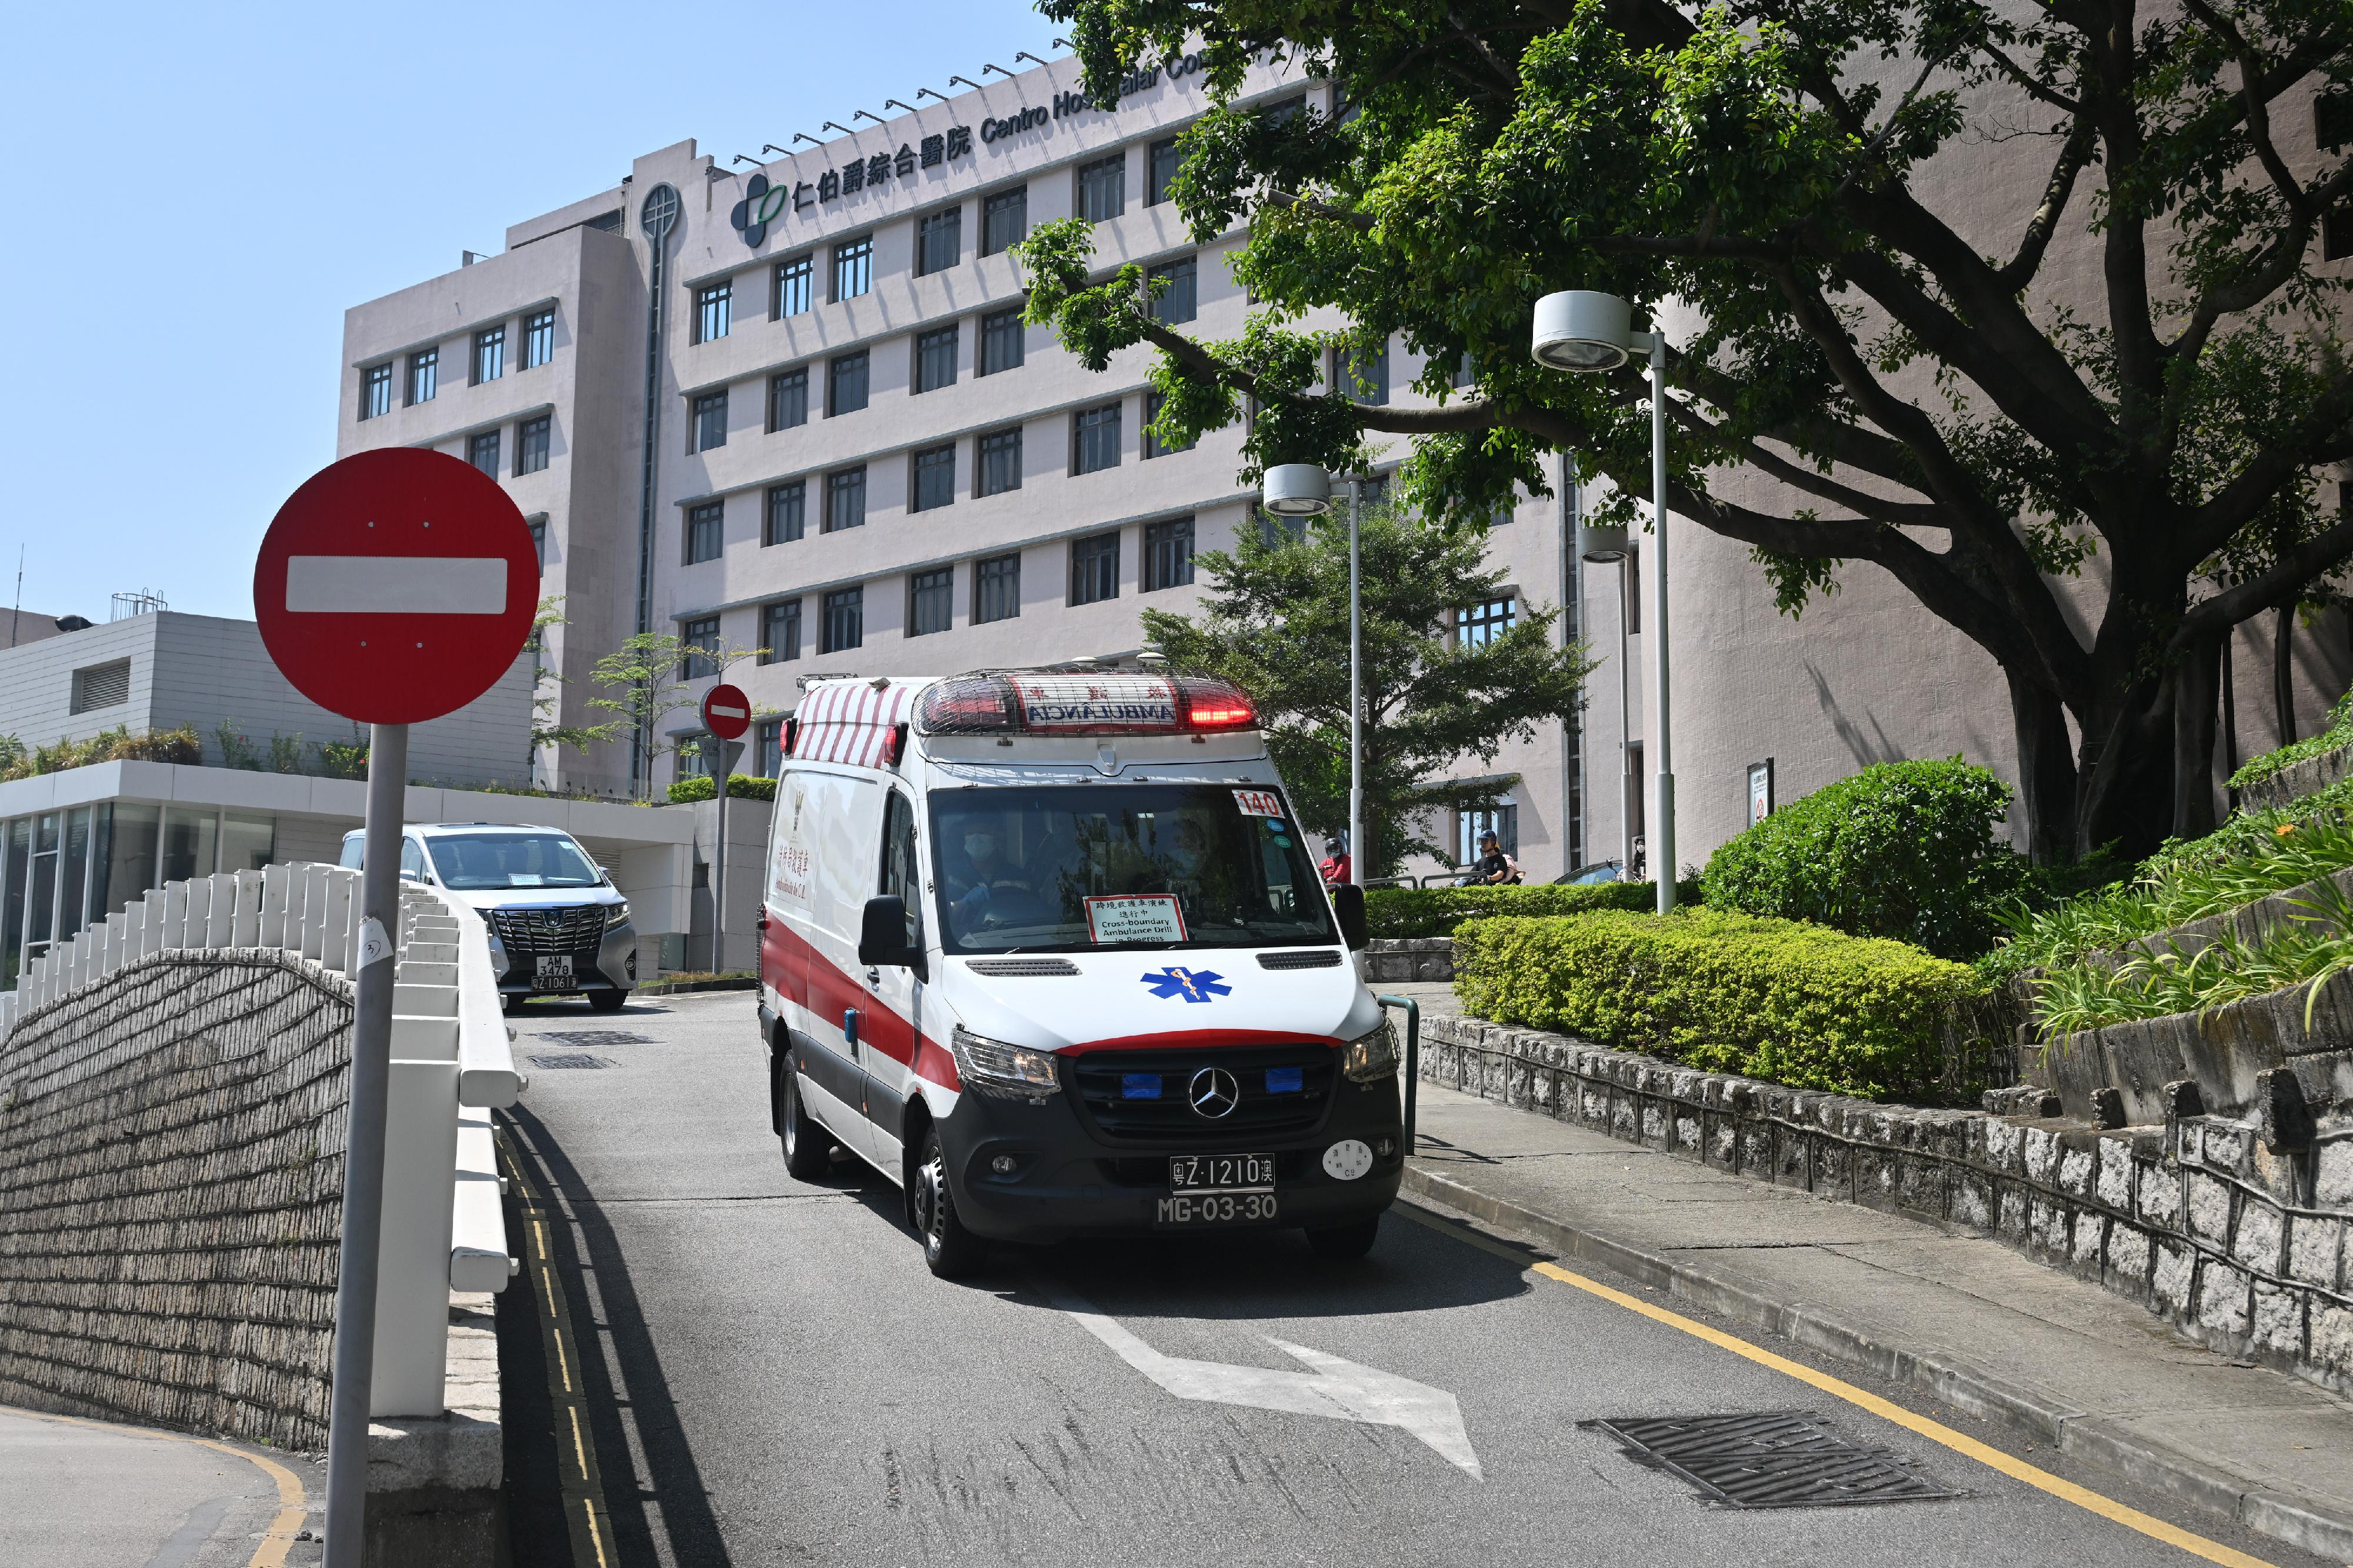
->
[532,1031,653,1046]
[1582,1411,1962,1509]
[525,1053,611,1070]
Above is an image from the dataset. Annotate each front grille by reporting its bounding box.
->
[1067,1044,1337,1145]
[490,905,607,958]
[1257,949,1342,970]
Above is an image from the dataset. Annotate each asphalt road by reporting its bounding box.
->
[497,991,2332,1568]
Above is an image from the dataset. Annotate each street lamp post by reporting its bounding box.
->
[1262,463,1361,887]
[1531,291,1677,915]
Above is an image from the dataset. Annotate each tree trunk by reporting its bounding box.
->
[2172,636,2220,841]
[2222,633,2240,812]
[2275,604,2298,746]
[2005,670,2079,862]
[2075,677,2176,863]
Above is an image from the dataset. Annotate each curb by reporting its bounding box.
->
[1398,1164,2353,1564]
[635,977,757,996]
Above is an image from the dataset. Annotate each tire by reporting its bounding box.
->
[779,1063,833,1181]
[1305,1216,1381,1261]
[588,989,628,1013]
[911,1125,988,1279]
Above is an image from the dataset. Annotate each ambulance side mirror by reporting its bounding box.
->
[1332,884,1368,952]
[858,895,923,971]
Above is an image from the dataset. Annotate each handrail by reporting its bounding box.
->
[1374,992,1421,1150]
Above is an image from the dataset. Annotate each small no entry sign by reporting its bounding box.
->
[253,448,538,723]
[701,683,752,740]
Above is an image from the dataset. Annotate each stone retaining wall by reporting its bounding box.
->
[1365,938,1452,984]
[2239,745,2353,811]
[1422,1010,2353,1396]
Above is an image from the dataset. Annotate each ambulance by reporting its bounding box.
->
[755,670,1401,1276]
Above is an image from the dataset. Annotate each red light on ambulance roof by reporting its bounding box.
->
[1178,678,1257,730]
[915,677,1018,733]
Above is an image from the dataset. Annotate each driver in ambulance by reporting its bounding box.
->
[942,818,1034,932]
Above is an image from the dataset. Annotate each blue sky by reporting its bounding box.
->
[0,1,1061,624]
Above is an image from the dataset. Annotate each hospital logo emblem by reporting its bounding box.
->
[1141,967,1231,1003]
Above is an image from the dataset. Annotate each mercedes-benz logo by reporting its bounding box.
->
[1187,1066,1239,1120]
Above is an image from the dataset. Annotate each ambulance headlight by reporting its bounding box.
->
[951,1026,1064,1100]
[1341,1020,1398,1083]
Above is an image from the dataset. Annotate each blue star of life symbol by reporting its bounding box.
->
[1141,966,1231,1003]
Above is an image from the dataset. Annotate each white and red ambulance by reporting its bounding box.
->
[756,670,1401,1276]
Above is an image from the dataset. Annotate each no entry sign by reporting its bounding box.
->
[701,682,752,740]
[253,448,538,724]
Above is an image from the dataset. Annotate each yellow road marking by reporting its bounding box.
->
[502,1120,614,1568]
[0,1402,309,1567]
[1394,1205,2277,1568]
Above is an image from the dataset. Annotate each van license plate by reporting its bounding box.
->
[534,955,574,990]
[1155,1193,1279,1227]
[1169,1153,1275,1193]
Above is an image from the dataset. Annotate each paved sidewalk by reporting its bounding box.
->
[1399,1076,2353,1562]
[0,1404,317,1568]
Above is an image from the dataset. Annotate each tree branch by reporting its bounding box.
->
[1995,112,2098,292]
[2175,509,2353,647]
[1980,42,2086,116]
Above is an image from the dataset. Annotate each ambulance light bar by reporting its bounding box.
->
[916,673,1258,736]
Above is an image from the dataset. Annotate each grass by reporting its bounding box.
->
[2228,688,2353,788]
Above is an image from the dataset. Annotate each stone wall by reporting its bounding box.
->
[1422,1010,2353,1397]
[1364,938,1453,984]
[0,949,352,1450]
[2238,745,2353,812]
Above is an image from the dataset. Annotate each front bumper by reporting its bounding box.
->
[938,1070,1404,1244]
[492,919,636,996]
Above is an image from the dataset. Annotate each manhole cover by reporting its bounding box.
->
[1582,1411,1961,1509]
[525,1053,611,1070]
[532,1031,654,1046]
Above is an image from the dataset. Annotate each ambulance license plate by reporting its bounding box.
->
[1155,1192,1279,1227]
[534,955,575,990]
[1169,1153,1275,1193]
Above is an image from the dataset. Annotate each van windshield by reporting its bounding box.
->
[927,783,1338,953]
[426,832,603,890]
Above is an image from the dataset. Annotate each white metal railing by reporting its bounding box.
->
[0,861,521,1419]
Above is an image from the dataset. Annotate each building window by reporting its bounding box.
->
[359,363,393,420]
[1451,352,1477,389]
[1258,504,1307,547]
[755,717,785,777]
[768,368,809,431]
[1457,597,1516,648]
[1148,256,1197,325]
[916,207,962,275]
[472,326,505,385]
[1263,94,1307,128]
[1070,532,1121,605]
[908,569,954,636]
[695,280,732,343]
[832,236,873,301]
[1074,154,1125,222]
[981,186,1028,255]
[1143,516,1195,591]
[914,324,958,393]
[523,309,555,368]
[910,443,955,512]
[765,480,805,545]
[977,426,1023,496]
[1142,390,1195,458]
[978,307,1026,376]
[1458,803,1518,863]
[760,599,801,663]
[70,659,131,714]
[686,501,724,565]
[974,553,1021,624]
[681,616,721,679]
[528,516,547,569]
[467,430,501,478]
[692,389,728,451]
[774,255,814,317]
[1337,339,1389,405]
[821,586,863,653]
[1359,473,1391,510]
[828,349,868,415]
[516,415,550,475]
[1148,136,1184,205]
[407,348,438,405]
[825,466,866,533]
[1073,402,1122,475]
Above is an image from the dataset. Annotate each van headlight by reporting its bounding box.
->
[1341,1020,1398,1083]
[951,1026,1064,1100]
[606,901,631,928]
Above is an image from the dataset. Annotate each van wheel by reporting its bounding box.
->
[779,1066,832,1181]
[1306,1216,1381,1261]
[912,1127,987,1279]
[588,989,628,1013]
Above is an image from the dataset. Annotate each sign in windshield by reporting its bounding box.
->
[426,832,602,890]
[928,783,1337,953]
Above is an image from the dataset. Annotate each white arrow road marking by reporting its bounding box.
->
[286,555,508,614]
[1058,1296,1482,1479]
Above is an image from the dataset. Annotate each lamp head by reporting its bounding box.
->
[1578,521,1631,563]
[1261,463,1335,518]
[1532,290,1634,373]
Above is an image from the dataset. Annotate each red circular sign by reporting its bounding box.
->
[701,682,752,740]
[252,449,538,725]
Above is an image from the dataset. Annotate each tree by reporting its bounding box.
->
[1025,0,2353,862]
[1139,502,1595,875]
[579,629,765,797]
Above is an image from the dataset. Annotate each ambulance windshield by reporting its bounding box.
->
[928,783,1338,953]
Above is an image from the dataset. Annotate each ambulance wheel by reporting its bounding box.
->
[1306,1216,1381,1261]
[779,1066,832,1182]
[913,1127,987,1279]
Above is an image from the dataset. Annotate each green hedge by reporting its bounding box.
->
[1454,909,1986,1101]
[666,773,777,804]
[1364,880,1697,940]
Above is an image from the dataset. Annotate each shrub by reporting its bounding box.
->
[2229,688,2353,788]
[1363,879,1697,940]
[1701,758,2026,960]
[666,773,777,804]
[0,724,204,780]
[1454,909,1987,1101]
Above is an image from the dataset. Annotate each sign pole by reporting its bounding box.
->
[322,720,410,1568]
